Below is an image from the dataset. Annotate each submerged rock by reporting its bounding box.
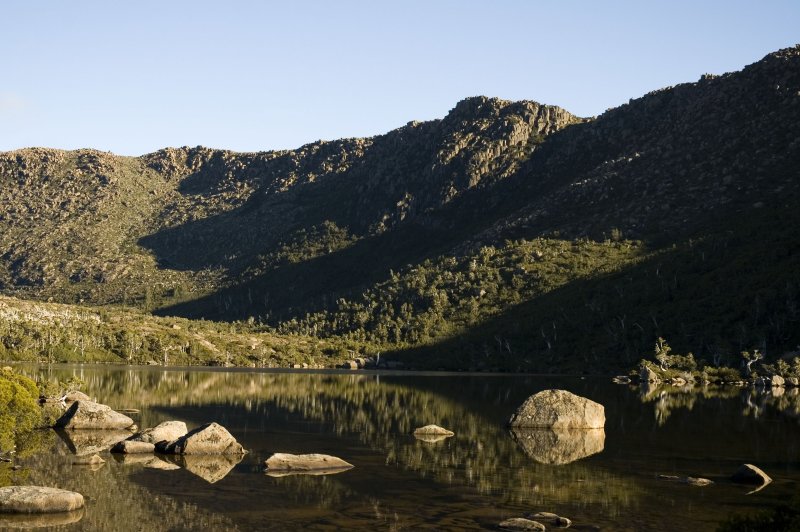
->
[129,421,188,445]
[156,422,246,455]
[264,453,353,475]
[658,474,713,487]
[612,375,631,384]
[499,517,546,531]
[510,427,605,465]
[508,390,605,429]
[528,511,572,527]
[54,400,135,430]
[0,486,84,514]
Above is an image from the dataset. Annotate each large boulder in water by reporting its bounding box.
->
[111,440,155,454]
[129,421,187,444]
[508,390,605,429]
[510,427,605,464]
[0,486,84,513]
[156,422,246,455]
[731,463,772,485]
[54,400,135,430]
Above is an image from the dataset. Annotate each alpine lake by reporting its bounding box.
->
[3,364,800,531]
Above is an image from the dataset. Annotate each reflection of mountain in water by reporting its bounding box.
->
[509,428,605,465]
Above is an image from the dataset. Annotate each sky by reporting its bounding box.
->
[1,1,798,155]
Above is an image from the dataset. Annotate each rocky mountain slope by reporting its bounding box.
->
[1,45,799,371]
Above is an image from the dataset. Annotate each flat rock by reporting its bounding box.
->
[499,517,546,531]
[156,422,246,455]
[111,440,155,454]
[731,464,772,485]
[264,453,353,474]
[54,400,135,430]
[0,486,84,514]
[508,390,605,429]
[130,421,188,445]
[510,427,605,465]
[413,425,454,436]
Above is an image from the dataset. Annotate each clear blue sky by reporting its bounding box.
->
[1,1,798,155]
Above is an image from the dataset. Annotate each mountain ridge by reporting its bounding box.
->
[1,45,799,370]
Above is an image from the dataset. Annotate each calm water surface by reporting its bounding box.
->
[3,364,800,531]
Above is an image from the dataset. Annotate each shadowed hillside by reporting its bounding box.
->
[1,46,799,371]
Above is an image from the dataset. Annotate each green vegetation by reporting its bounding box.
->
[0,47,799,372]
[0,367,40,453]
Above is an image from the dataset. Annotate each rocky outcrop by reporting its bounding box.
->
[640,366,661,384]
[54,400,135,430]
[510,427,605,464]
[508,390,605,429]
[156,422,245,455]
[264,453,353,476]
[0,486,84,513]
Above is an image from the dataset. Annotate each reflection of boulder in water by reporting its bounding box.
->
[510,428,605,465]
[166,454,242,483]
[413,433,451,444]
[55,429,131,456]
[0,508,84,529]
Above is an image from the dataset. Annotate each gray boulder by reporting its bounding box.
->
[111,440,155,454]
[499,517,546,531]
[0,486,84,514]
[508,389,605,429]
[771,375,785,387]
[63,391,91,403]
[731,463,772,485]
[54,400,135,430]
[130,421,187,444]
[264,453,353,475]
[156,422,246,455]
